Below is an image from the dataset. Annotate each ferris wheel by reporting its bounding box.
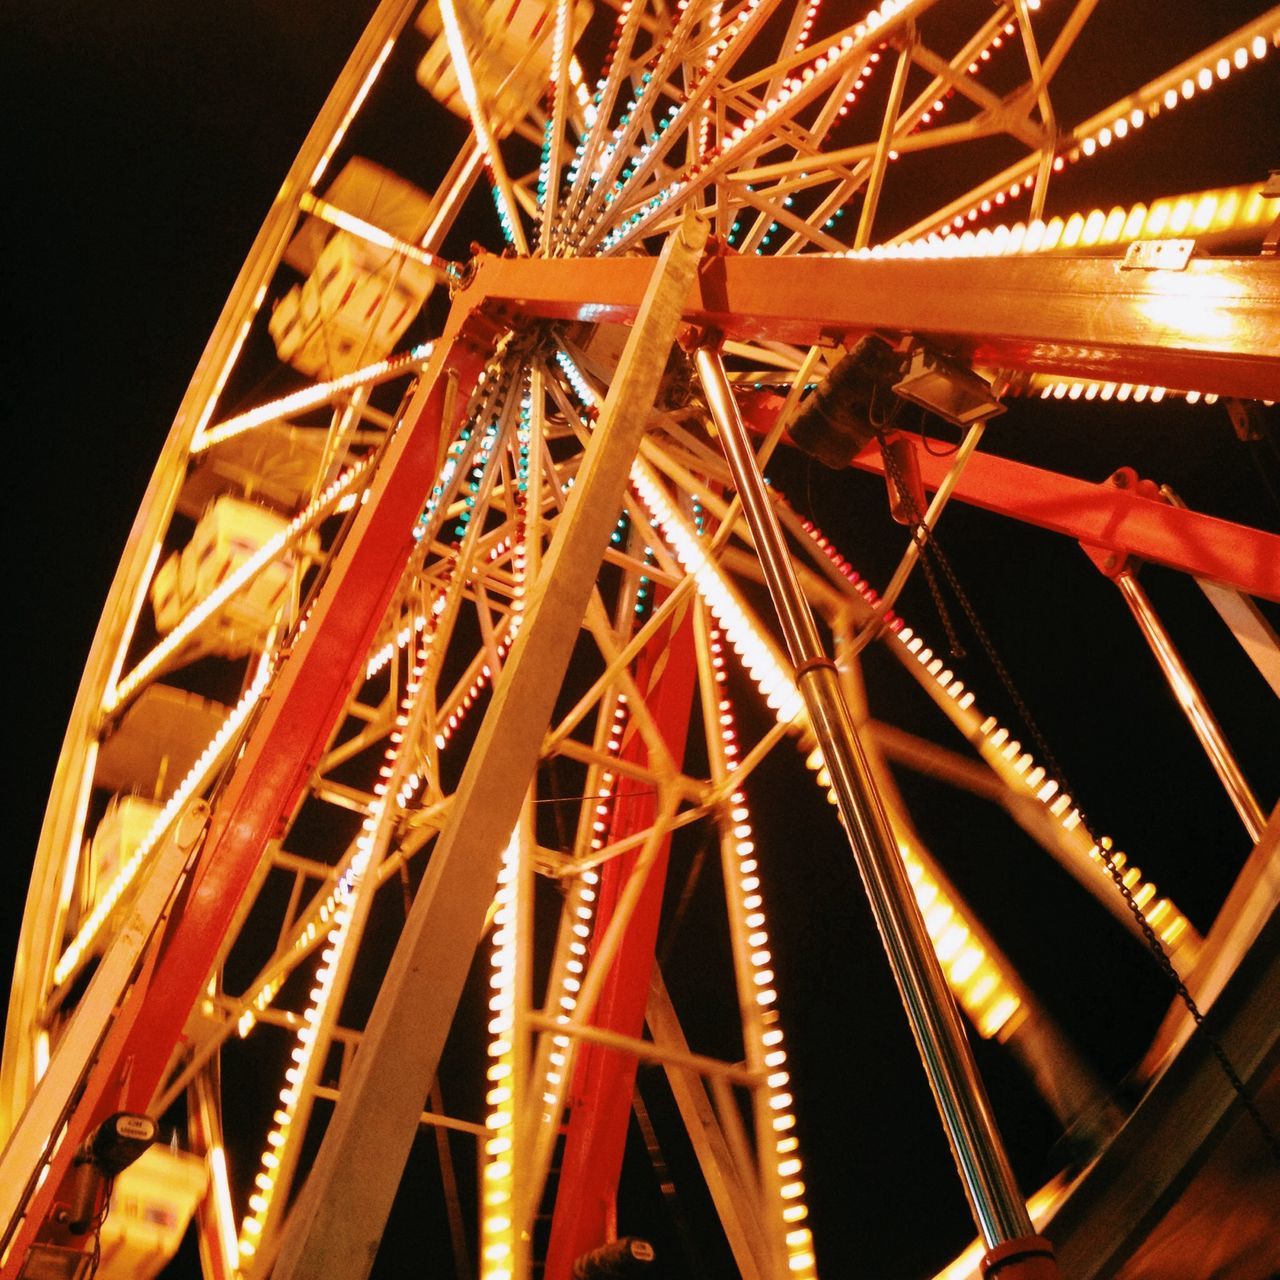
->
[2,1,1278,1278]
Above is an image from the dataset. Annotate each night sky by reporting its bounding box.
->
[2,3,1277,1277]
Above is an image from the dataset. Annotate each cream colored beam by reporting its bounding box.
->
[270,214,709,1280]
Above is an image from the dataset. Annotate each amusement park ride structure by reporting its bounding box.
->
[2,1,1279,1278]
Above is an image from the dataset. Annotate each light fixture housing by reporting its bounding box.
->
[892,346,1006,426]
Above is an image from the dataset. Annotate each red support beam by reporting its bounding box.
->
[2,335,485,1276]
[732,389,1279,600]
[543,604,699,1279]
[844,428,1280,602]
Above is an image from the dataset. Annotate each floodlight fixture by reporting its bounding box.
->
[892,345,1006,426]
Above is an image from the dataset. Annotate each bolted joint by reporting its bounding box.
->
[678,322,724,353]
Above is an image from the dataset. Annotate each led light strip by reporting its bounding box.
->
[479,831,523,1280]
[1029,378,1221,404]
[436,395,532,747]
[54,659,274,988]
[632,466,1025,1036]
[193,345,433,453]
[106,458,372,713]
[708,627,817,1279]
[438,0,526,250]
[237,633,430,1262]
[298,196,458,277]
[794,514,1197,965]
[236,546,467,1037]
[915,22,1278,239]
[535,0,575,230]
[560,0,642,211]
[850,182,1277,260]
[412,370,504,543]
[309,38,395,189]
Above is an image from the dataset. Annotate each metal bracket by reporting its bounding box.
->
[1120,239,1195,271]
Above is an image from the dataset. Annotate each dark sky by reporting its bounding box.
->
[1,3,1277,1278]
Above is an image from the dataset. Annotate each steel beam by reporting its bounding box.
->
[458,251,1280,401]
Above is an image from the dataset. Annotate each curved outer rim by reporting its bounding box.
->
[0,0,423,1139]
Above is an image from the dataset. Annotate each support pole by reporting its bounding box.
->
[693,344,1055,1276]
[1114,570,1266,844]
[269,212,709,1280]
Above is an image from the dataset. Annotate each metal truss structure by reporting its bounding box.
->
[2,2,1278,1278]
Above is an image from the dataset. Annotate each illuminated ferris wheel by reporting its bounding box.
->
[2,1,1278,1279]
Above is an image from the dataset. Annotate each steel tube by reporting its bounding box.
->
[1115,571,1266,843]
[694,345,1038,1250]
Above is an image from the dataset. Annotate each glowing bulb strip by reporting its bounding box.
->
[1030,377,1215,404]
[309,37,395,188]
[193,345,433,453]
[556,0,646,245]
[697,4,724,161]
[55,660,274,987]
[207,1144,241,1277]
[897,17,1278,242]
[788,1,821,59]
[519,745,609,1229]
[238,634,429,1260]
[240,576,456,1036]
[479,831,524,1280]
[707,628,816,1279]
[434,615,518,750]
[793,514,1199,968]
[235,834,368,1040]
[849,182,1277,260]
[298,196,458,278]
[366,610,431,680]
[412,362,511,545]
[1030,383,1237,409]
[632,465,804,724]
[107,459,371,713]
[536,0,575,251]
[431,394,533,751]
[577,3,693,224]
[633,463,1024,1036]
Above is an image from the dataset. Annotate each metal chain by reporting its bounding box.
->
[874,424,1280,1161]
[918,538,967,660]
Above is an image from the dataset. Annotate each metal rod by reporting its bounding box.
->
[1158,484,1280,698]
[855,34,917,251]
[524,1012,759,1086]
[694,344,1039,1252]
[1115,571,1266,843]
